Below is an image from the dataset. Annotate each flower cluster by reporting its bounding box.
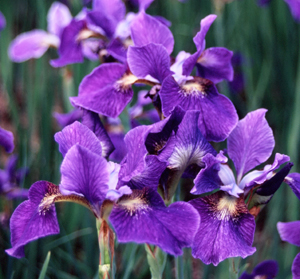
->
[5,0,300,277]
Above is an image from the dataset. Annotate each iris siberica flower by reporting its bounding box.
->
[0,126,14,153]
[277,173,300,278]
[187,109,293,265]
[9,2,71,62]
[239,260,278,279]
[0,155,28,199]
[6,117,200,258]
[182,14,233,83]
[72,12,237,142]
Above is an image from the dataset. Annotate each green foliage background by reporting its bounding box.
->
[0,0,300,278]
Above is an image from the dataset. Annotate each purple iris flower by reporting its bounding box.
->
[284,0,300,22]
[278,220,300,278]
[0,155,28,199]
[127,36,238,142]
[0,11,6,32]
[228,53,245,94]
[257,0,272,6]
[141,107,219,201]
[71,11,175,118]
[192,109,290,197]
[53,108,82,128]
[182,14,234,84]
[9,2,71,62]
[71,63,139,117]
[187,109,293,266]
[130,11,174,55]
[0,126,14,153]
[7,117,200,258]
[277,172,300,278]
[239,260,278,279]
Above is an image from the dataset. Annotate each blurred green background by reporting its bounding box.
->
[0,0,300,278]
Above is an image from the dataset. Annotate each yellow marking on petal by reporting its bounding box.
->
[41,34,60,48]
[38,182,94,216]
[181,82,206,97]
[114,73,138,92]
[76,29,101,42]
[217,195,237,215]
[118,74,138,87]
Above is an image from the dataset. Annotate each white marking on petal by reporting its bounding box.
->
[169,144,206,170]
[180,82,206,97]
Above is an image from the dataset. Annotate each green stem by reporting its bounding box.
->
[175,256,184,279]
[228,258,240,279]
[145,244,167,279]
[96,219,115,279]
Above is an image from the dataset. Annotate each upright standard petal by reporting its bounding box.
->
[71,63,136,117]
[130,12,174,55]
[196,47,234,83]
[193,14,217,52]
[228,109,275,182]
[47,2,72,37]
[158,110,217,200]
[192,152,228,195]
[138,0,154,10]
[166,110,216,171]
[189,192,256,266]
[60,144,109,207]
[9,30,59,62]
[128,43,173,83]
[109,188,200,255]
[93,0,125,23]
[54,121,102,157]
[182,14,217,76]
[50,20,85,67]
[118,125,152,183]
[0,126,14,153]
[81,109,115,158]
[86,11,116,39]
[6,181,60,258]
[160,76,238,141]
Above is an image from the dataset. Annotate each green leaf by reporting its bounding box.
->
[145,244,167,279]
[38,251,51,279]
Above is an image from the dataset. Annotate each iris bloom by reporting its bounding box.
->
[277,172,300,278]
[187,109,292,265]
[127,15,237,142]
[9,2,71,62]
[239,260,278,279]
[0,126,14,153]
[6,115,200,258]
